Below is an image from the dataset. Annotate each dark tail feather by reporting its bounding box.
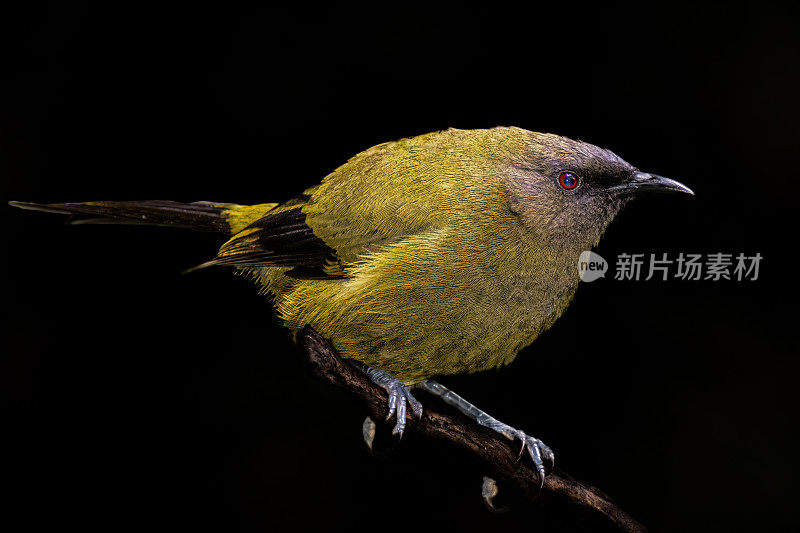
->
[8,200,232,233]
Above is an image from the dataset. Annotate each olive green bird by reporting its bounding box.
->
[9,126,693,486]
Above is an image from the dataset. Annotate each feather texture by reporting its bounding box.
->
[11,127,639,384]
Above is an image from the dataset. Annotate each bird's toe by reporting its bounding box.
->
[508,429,553,490]
[386,382,423,437]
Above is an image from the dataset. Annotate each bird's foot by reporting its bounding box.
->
[416,380,554,489]
[349,362,423,438]
[486,420,555,488]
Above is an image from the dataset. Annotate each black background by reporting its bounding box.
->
[2,3,798,532]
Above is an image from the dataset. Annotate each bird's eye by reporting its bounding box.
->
[558,172,579,190]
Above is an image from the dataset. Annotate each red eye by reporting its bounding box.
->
[558,172,579,190]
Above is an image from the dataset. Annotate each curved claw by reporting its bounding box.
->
[481,476,509,513]
[510,430,553,490]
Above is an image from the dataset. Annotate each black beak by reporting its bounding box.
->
[609,172,694,196]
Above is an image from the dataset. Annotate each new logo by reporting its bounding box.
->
[578,251,608,282]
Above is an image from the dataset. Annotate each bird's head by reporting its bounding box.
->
[502,131,693,252]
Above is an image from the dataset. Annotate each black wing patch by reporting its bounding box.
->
[193,206,344,280]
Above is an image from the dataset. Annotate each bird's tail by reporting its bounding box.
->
[8,200,279,235]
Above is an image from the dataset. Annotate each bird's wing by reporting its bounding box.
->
[189,195,340,279]
[199,132,463,279]
[299,137,450,266]
[197,184,437,279]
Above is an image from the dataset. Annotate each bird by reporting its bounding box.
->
[9,126,693,487]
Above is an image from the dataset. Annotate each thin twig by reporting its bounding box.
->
[298,325,647,533]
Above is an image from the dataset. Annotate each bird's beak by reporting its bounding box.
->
[608,172,694,196]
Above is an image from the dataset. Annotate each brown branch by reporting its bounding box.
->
[298,325,647,533]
